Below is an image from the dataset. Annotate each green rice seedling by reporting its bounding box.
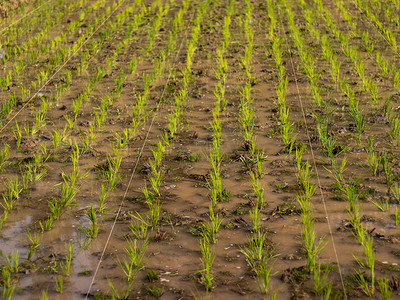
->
[129,212,149,240]
[296,190,314,214]
[1,178,22,211]
[353,234,375,281]
[72,96,83,121]
[364,136,379,176]
[297,160,313,191]
[250,172,265,209]
[60,242,73,276]
[13,122,22,149]
[393,183,400,204]
[64,116,74,129]
[394,206,399,226]
[375,51,393,76]
[199,237,215,292]
[98,184,108,214]
[249,205,260,232]
[51,128,66,149]
[353,270,374,297]
[39,216,53,232]
[41,290,48,300]
[48,198,62,220]
[380,151,394,192]
[241,231,267,264]
[64,70,71,89]
[115,129,129,149]
[389,116,400,146]
[314,263,331,296]
[348,91,365,144]
[0,210,8,230]
[4,250,19,273]
[255,153,264,179]
[116,237,149,283]
[55,275,63,293]
[27,231,40,260]
[147,200,161,228]
[107,279,133,300]
[378,277,392,300]
[202,205,222,244]
[2,268,16,300]
[301,211,326,273]
[257,258,277,295]
[103,146,122,192]
[128,56,137,74]
[81,206,100,239]
[81,135,90,152]
[0,143,10,171]
[370,197,389,212]
[115,70,126,96]
[349,203,363,240]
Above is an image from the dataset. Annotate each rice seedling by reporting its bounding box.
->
[202,205,222,244]
[2,267,16,300]
[241,230,268,264]
[370,197,389,212]
[13,122,22,149]
[364,136,379,176]
[147,200,161,228]
[377,277,392,300]
[38,216,54,232]
[353,270,374,297]
[1,178,22,211]
[0,143,10,171]
[103,144,122,192]
[4,251,19,273]
[81,205,100,239]
[301,212,326,273]
[394,206,399,226]
[129,212,149,240]
[199,237,215,292]
[313,263,331,296]
[128,56,137,74]
[60,242,73,276]
[55,275,63,293]
[116,237,149,283]
[26,231,40,260]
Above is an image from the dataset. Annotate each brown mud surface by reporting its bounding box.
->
[0,0,399,299]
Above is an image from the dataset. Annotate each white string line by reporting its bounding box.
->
[0,0,126,135]
[350,1,400,56]
[0,0,52,35]
[278,10,348,299]
[84,6,196,299]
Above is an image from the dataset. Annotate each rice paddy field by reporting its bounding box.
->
[0,0,400,299]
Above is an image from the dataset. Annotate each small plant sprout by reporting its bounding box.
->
[27,231,40,260]
[2,267,16,300]
[81,206,100,239]
[55,275,63,293]
[98,184,108,214]
[313,263,331,296]
[60,242,73,276]
[13,121,22,149]
[0,143,10,171]
[116,237,149,283]
[377,277,392,299]
[199,237,215,292]
[394,206,399,226]
[4,251,19,273]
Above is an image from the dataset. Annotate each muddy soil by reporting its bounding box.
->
[0,0,399,299]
